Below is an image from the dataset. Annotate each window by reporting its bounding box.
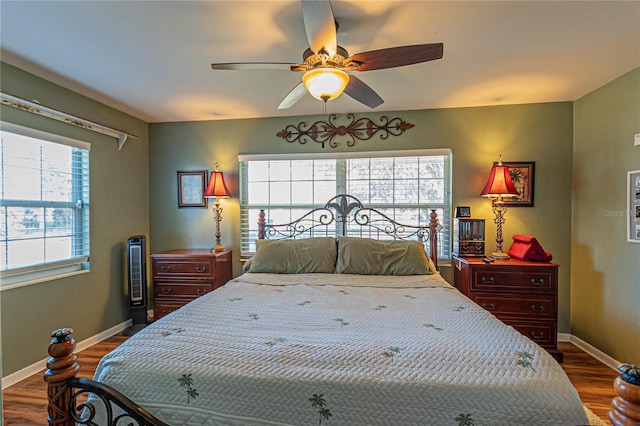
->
[0,122,90,289]
[239,149,451,261]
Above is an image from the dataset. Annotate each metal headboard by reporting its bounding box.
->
[257,194,440,269]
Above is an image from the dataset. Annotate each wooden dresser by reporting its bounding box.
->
[453,256,563,362]
[151,249,232,321]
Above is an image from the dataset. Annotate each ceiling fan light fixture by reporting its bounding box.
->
[302,68,349,102]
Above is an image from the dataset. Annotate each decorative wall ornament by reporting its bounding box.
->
[276,114,415,148]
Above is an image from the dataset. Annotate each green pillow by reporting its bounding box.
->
[248,237,337,273]
[336,237,435,275]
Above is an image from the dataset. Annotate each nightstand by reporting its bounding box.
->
[453,255,563,362]
[151,249,232,321]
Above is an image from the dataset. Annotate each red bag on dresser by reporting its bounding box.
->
[507,234,553,262]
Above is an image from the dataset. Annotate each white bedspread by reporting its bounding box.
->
[92,273,589,425]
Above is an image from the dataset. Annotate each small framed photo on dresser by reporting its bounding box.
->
[455,206,471,218]
[627,169,640,243]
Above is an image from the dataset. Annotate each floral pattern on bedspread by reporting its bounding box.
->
[91,272,588,426]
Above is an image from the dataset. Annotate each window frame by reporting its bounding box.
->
[0,121,91,290]
[239,149,451,261]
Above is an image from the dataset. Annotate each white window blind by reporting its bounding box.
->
[239,150,451,260]
[0,122,90,288]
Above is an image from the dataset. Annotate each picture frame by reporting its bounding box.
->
[500,161,535,207]
[455,206,471,218]
[177,170,208,208]
[627,169,640,243]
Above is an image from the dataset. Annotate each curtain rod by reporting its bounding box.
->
[0,91,137,150]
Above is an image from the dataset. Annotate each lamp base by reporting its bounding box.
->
[211,244,225,253]
[489,251,510,260]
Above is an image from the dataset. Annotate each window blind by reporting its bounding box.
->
[239,150,451,260]
[0,122,90,285]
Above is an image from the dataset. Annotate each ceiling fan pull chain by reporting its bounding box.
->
[322,99,327,121]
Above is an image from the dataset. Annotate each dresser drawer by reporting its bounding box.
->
[471,269,554,292]
[508,321,557,347]
[154,282,213,299]
[457,241,485,256]
[153,258,215,278]
[472,294,556,319]
[153,301,186,320]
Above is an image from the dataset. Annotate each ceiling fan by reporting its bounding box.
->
[211,0,444,110]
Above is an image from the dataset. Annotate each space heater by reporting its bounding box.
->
[124,235,148,336]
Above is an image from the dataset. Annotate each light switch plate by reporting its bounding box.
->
[635,133,640,146]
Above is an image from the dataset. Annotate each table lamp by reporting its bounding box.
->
[203,163,231,252]
[480,156,520,259]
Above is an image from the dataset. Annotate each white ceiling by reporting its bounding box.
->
[1,1,639,123]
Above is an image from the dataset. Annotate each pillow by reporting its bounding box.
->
[248,237,337,273]
[336,237,435,275]
[242,257,253,274]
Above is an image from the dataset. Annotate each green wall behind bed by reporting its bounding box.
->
[148,102,576,332]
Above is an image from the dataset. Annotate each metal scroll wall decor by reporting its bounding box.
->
[276,114,414,148]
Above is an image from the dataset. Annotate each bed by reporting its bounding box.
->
[44,194,601,425]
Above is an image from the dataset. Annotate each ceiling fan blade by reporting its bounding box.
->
[278,82,308,109]
[211,63,294,71]
[343,75,383,108]
[302,0,337,55]
[346,43,444,72]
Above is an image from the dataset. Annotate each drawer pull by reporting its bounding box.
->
[196,289,207,295]
[530,278,544,286]
[161,266,172,272]
[531,305,545,313]
[161,288,173,294]
[482,303,496,311]
[196,266,207,273]
[481,276,495,284]
[530,332,544,340]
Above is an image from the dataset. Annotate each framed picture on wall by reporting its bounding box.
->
[627,169,640,243]
[499,161,535,207]
[177,170,208,208]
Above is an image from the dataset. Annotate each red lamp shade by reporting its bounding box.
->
[480,159,519,197]
[204,164,231,198]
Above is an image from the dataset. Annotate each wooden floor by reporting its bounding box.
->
[2,338,619,425]
[558,342,619,424]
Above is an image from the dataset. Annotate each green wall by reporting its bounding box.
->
[572,68,640,365]
[149,102,575,330]
[0,63,150,376]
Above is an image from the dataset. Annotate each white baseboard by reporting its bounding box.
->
[567,334,621,372]
[1,319,131,389]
